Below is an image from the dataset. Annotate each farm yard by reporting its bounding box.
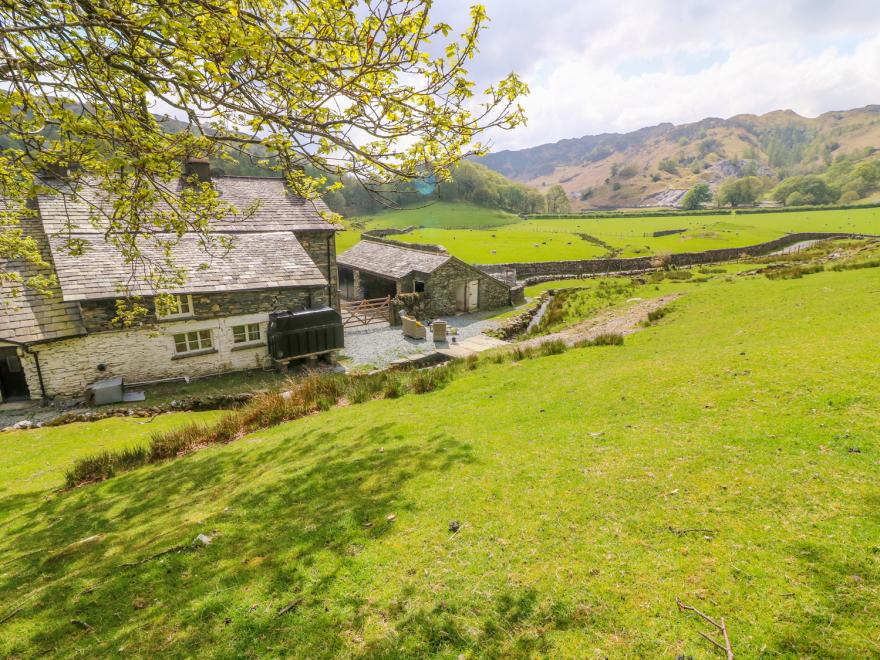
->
[341,202,880,264]
[3,240,880,657]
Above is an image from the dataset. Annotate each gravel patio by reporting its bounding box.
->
[339,310,504,370]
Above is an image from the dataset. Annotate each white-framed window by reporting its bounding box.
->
[232,323,261,344]
[157,294,194,319]
[173,329,213,356]
[414,279,426,293]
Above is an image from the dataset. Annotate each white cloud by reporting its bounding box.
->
[437,0,880,150]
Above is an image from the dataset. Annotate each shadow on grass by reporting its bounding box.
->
[0,422,484,657]
[771,528,880,655]
[364,586,590,658]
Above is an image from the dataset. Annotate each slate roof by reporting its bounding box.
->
[206,177,334,232]
[37,175,335,235]
[0,207,86,343]
[48,232,327,301]
[31,175,333,302]
[1,175,335,341]
[338,239,452,280]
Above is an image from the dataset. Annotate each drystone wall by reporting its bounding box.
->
[362,226,417,238]
[479,233,859,283]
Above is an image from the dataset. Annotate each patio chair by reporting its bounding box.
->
[401,315,426,340]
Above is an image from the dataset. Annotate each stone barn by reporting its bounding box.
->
[337,236,518,318]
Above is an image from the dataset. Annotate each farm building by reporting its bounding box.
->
[0,161,341,402]
[337,236,520,318]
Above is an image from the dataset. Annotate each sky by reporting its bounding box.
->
[436,0,880,152]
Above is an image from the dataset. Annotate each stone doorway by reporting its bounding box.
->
[0,347,30,401]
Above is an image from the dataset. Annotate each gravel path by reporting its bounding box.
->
[340,311,504,370]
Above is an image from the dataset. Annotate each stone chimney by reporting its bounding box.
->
[183,157,211,183]
[39,163,70,180]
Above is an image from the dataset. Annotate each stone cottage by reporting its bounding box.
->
[0,162,339,401]
[337,236,520,318]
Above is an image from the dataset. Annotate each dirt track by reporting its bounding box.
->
[517,294,683,349]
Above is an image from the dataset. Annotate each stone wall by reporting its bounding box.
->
[80,287,325,332]
[510,285,526,306]
[362,234,448,254]
[17,347,41,401]
[474,264,517,286]
[19,311,279,398]
[479,233,856,282]
[362,226,416,238]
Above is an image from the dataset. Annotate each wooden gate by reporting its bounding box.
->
[340,296,391,328]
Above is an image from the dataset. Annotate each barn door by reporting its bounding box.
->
[467,280,479,312]
[455,282,467,312]
[0,348,29,401]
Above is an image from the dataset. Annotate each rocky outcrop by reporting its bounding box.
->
[705,159,774,184]
[640,189,689,208]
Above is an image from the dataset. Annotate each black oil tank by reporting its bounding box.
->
[267,307,344,360]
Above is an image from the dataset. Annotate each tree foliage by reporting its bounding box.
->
[544,185,570,213]
[0,0,528,300]
[436,161,544,214]
[717,176,766,207]
[764,125,812,168]
[770,175,840,206]
[681,183,712,210]
[319,160,545,217]
[697,138,722,158]
[657,158,677,175]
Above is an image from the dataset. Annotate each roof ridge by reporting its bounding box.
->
[211,174,285,180]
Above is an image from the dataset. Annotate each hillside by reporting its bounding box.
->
[477,105,880,209]
[3,247,880,656]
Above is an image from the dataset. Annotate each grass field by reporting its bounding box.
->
[336,202,521,255]
[1,412,223,497]
[340,202,880,264]
[2,253,880,656]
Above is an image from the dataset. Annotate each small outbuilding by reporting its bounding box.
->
[338,236,520,318]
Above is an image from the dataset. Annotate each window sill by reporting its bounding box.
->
[231,342,266,352]
[171,348,217,360]
[157,315,196,322]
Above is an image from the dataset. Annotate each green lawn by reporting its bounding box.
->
[2,265,880,656]
[339,203,880,263]
[1,412,224,497]
[334,226,362,254]
[336,202,521,257]
[391,226,607,263]
[356,201,521,230]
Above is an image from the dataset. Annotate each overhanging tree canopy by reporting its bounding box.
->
[0,0,527,303]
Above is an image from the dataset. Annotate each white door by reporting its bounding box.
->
[467,280,479,311]
[455,282,467,312]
